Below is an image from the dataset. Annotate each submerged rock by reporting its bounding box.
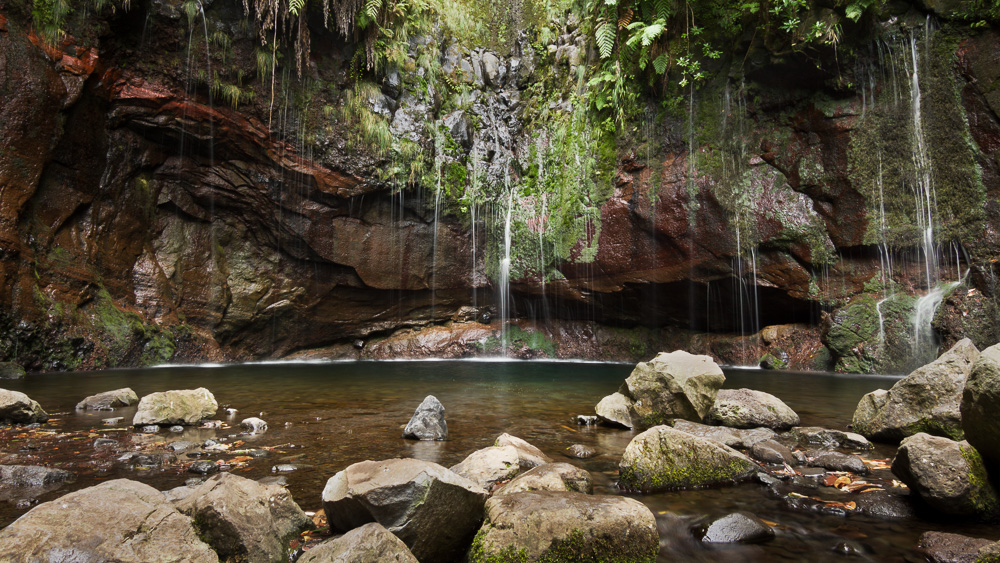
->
[76,388,139,410]
[0,465,74,487]
[619,425,757,492]
[240,417,267,434]
[495,462,593,496]
[891,432,999,517]
[563,443,597,459]
[706,388,800,430]
[322,458,487,562]
[961,343,1000,467]
[402,395,448,441]
[808,451,869,474]
[790,427,873,450]
[132,388,218,426]
[853,338,978,442]
[470,491,658,563]
[298,522,418,563]
[699,512,775,544]
[0,389,48,424]
[0,479,218,562]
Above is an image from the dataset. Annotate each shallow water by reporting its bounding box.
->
[1,361,996,560]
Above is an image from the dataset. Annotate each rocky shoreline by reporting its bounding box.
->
[2,348,1000,561]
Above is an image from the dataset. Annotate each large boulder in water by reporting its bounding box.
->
[495,462,593,496]
[171,472,311,563]
[852,338,978,442]
[76,387,139,410]
[594,391,633,428]
[469,491,658,563]
[132,388,218,426]
[891,432,999,518]
[596,351,725,429]
[0,389,48,424]
[450,434,551,490]
[706,388,800,430]
[322,458,487,562]
[298,522,419,563]
[618,425,757,492]
[0,362,25,380]
[961,343,1000,467]
[0,479,218,562]
[402,395,448,440]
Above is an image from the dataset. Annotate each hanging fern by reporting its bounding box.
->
[596,20,616,59]
[287,0,304,16]
[364,0,381,20]
[652,52,669,74]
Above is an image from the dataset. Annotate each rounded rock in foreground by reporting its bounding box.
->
[75,388,139,411]
[706,388,800,430]
[961,343,1000,467]
[299,522,418,563]
[470,491,658,563]
[892,432,999,517]
[0,389,48,424]
[700,512,775,544]
[402,395,448,441]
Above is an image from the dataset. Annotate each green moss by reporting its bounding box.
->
[470,526,656,563]
[959,444,1000,517]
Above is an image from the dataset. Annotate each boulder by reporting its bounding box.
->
[76,388,139,410]
[133,388,218,426]
[891,433,998,517]
[699,512,775,543]
[749,440,796,465]
[0,362,25,380]
[322,458,487,562]
[450,446,522,490]
[0,389,48,424]
[673,420,776,449]
[494,433,551,468]
[961,343,1000,467]
[0,479,218,562]
[0,465,74,487]
[298,522,419,563]
[469,491,658,563]
[706,388,800,430]
[172,472,311,563]
[402,395,447,441]
[917,531,995,563]
[619,351,726,427]
[808,451,869,474]
[853,338,979,442]
[495,462,593,496]
[595,391,633,428]
[790,427,873,450]
[619,425,757,492]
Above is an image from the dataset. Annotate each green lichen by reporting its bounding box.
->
[469,526,656,563]
[959,444,1000,517]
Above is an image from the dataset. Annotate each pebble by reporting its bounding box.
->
[168,425,184,433]
[575,415,598,425]
[14,499,38,509]
[203,439,217,447]
[93,438,117,448]
[140,425,160,433]
[102,417,124,425]
[168,441,197,452]
[188,460,219,475]
[271,464,299,473]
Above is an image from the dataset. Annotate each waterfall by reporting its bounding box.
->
[912,281,958,365]
[431,127,444,323]
[498,188,514,355]
[908,35,938,289]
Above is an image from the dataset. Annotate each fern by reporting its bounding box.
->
[652,53,669,74]
[596,20,616,59]
[364,0,381,19]
[288,0,304,17]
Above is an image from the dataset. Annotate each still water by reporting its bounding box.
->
[1,361,995,561]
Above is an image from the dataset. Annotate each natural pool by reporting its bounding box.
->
[1,361,996,561]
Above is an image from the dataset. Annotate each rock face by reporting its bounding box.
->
[618,425,757,492]
[961,343,1000,467]
[706,388,800,430]
[852,339,979,442]
[0,479,218,562]
[298,522,419,563]
[891,433,999,518]
[0,362,25,379]
[171,472,311,563]
[76,387,139,410]
[132,388,218,426]
[470,491,658,563]
[0,389,48,424]
[596,351,725,429]
[321,458,487,562]
[496,463,593,496]
[402,395,448,440]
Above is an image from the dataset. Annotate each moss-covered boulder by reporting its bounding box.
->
[0,389,48,424]
[852,338,979,442]
[618,350,726,429]
[618,425,757,492]
[469,491,658,563]
[961,343,1000,468]
[891,433,998,518]
[706,388,800,430]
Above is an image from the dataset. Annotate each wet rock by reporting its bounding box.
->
[257,476,287,487]
[0,479,219,562]
[322,458,487,562]
[172,472,311,563]
[0,465,74,488]
[831,541,867,556]
[168,441,197,451]
[240,417,267,434]
[575,415,597,425]
[809,451,869,474]
[595,392,633,428]
[188,460,219,475]
[495,462,593,496]
[0,389,48,424]
[699,512,775,543]
[619,351,726,428]
[471,491,658,562]
[133,388,218,427]
[961,343,1000,467]
[494,433,552,468]
[102,417,125,425]
[480,52,503,88]
[443,110,474,151]
[891,432,998,517]
[853,338,978,442]
[706,388,800,430]
[853,489,916,520]
[790,427,873,450]
[0,362,25,380]
[673,420,776,449]
[619,425,757,492]
[168,425,184,433]
[298,522,418,563]
[94,438,118,448]
[271,464,299,473]
[75,388,139,410]
[140,425,160,433]
[750,440,796,465]
[917,531,995,563]
[563,444,597,459]
[450,446,522,490]
[403,395,448,441]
